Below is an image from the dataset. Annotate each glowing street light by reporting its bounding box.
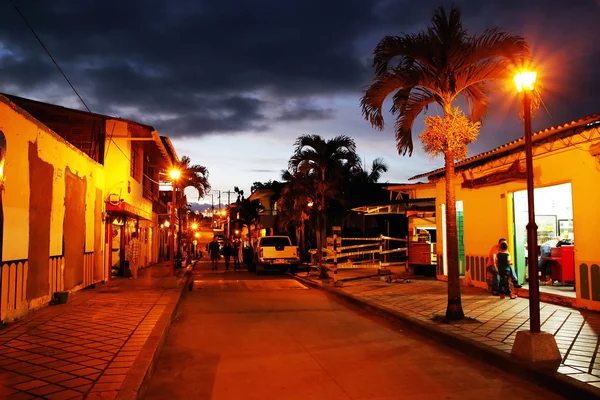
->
[514,71,537,93]
[169,169,181,180]
[511,69,560,367]
[164,220,170,228]
[191,222,198,230]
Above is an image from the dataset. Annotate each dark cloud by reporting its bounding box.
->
[276,102,334,122]
[0,0,598,144]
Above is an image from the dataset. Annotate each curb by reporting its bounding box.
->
[116,263,196,400]
[292,274,600,400]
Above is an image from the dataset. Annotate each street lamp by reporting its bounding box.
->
[191,222,198,230]
[169,169,181,276]
[511,70,560,367]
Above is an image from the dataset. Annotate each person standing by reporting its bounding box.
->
[209,236,221,271]
[222,239,233,270]
[127,232,141,279]
[487,238,522,295]
[497,241,518,299]
[232,239,241,270]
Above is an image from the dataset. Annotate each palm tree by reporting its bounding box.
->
[352,157,389,185]
[277,170,315,262]
[288,134,360,278]
[360,5,528,320]
[173,156,210,200]
[170,155,211,258]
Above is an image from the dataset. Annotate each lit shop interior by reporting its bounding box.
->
[512,182,574,287]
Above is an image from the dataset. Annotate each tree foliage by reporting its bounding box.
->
[419,107,480,160]
[172,155,210,200]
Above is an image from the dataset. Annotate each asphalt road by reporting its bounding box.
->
[144,260,563,400]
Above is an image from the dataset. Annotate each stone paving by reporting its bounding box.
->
[303,273,600,391]
[0,262,187,399]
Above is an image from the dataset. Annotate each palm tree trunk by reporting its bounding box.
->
[444,150,464,321]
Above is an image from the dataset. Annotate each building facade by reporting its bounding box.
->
[0,94,175,322]
[399,112,600,310]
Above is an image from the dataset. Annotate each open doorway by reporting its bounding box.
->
[512,183,574,286]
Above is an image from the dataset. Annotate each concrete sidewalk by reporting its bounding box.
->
[294,271,600,399]
[0,261,193,400]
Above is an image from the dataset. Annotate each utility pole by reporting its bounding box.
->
[223,190,234,205]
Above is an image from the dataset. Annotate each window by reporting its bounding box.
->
[130,143,143,181]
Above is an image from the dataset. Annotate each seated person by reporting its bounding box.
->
[538,237,559,285]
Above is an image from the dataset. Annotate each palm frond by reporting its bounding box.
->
[372,34,437,75]
[361,72,413,130]
[393,87,439,155]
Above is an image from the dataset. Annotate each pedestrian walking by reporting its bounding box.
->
[209,236,221,270]
[232,239,241,270]
[126,232,141,279]
[222,239,233,270]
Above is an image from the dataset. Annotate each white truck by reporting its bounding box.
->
[253,236,300,274]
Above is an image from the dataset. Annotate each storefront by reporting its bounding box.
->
[511,182,574,285]
[105,200,152,278]
[405,112,600,310]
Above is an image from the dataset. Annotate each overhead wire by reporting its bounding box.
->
[9,0,168,187]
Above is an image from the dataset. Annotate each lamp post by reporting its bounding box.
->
[515,71,540,332]
[169,169,181,276]
[511,71,560,367]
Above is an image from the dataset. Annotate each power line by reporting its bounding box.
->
[10,0,169,187]
[9,0,91,113]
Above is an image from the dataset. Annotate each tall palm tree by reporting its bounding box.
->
[288,134,359,278]
[360,5,528,320]
[277,169,314,262]
[170,155,210,258]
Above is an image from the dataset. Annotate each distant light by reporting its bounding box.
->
[164,220,170,227]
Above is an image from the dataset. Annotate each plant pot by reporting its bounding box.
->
[54,291,69,305]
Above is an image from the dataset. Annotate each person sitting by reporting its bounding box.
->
[538,237,559,285]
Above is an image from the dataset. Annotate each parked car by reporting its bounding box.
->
[252,236,300,274]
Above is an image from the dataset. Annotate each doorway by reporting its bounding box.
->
[63,168,86,290]
[512,182,574,284]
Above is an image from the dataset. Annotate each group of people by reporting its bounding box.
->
[207,236,242,271]
[486,238,522,299]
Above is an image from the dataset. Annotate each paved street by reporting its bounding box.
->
[300,268,600,394]
[144,260,562,400]
[0,262,188,399]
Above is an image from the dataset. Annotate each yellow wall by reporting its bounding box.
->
[103,120,152,218]
[1,99,105,260]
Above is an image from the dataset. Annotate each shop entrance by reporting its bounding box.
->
[512,182,574,284]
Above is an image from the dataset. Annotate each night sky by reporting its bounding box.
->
[0,0,598,199]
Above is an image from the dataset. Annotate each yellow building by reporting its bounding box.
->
[0,94,176,322]
[397,112,600,310]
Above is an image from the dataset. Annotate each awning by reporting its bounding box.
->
[106,201,152,220]
[352,198,436,216]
